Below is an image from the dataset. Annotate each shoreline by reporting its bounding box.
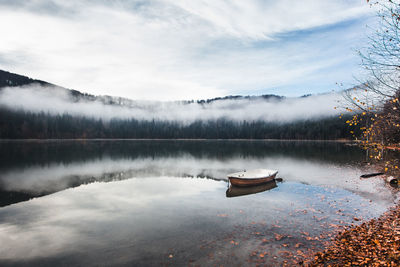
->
[0,138,353,142]
[307,171,400,266]
[309,200,400,266]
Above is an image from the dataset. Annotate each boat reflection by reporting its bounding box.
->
[226,180,277,198]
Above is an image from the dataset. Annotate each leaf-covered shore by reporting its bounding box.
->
[308,199,400,266]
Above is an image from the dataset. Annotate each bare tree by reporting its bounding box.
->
[362,1,400,95]
[342,1,400,171]
[344,1,400,133]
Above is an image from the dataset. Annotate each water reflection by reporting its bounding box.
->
[0,140,394,207]
[0,177,392,266]
[0,140,365,169]
[226,180,278,198]
[0,140,397,266]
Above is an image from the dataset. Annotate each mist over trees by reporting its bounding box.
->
[0,69,353,140]
[0,107,353,139]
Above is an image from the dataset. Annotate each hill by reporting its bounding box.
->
[0,69,353,139]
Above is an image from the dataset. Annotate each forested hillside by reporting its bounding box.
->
[0,107,353,139]
[0,69,352,139]
[0,70,51,88]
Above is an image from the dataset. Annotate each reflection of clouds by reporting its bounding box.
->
[0,223,82,259]
[0,155,393,204]
[0,178,224,260]
[0,177,390,264]
[0,141,395,265]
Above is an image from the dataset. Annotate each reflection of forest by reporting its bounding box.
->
[0,140,365,207]
[0,140,364,169]
[364,147,400,176]
[0,170,141,207]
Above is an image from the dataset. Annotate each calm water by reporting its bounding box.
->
[0,140,397,266]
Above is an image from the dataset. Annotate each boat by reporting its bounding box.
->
[227,169,278,187]
[226,180,277,198]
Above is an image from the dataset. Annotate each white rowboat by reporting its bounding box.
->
[227,169,278,187]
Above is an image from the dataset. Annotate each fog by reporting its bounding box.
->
[0,85,343,123]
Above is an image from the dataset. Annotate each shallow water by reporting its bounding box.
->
[0,140,397,266]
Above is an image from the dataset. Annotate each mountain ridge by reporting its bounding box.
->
[0,69,286,105]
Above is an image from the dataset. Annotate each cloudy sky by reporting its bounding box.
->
[0,0,375,100]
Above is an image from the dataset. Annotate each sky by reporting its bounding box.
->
[0,0,376,101]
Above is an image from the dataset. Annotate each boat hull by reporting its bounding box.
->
[228,173,277,187]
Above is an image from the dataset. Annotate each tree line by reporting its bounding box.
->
[0,107,353,139]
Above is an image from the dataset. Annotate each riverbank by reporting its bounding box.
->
[307,202,400,266]
[306,173,400,266]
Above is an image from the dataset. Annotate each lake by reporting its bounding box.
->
[0,140,396,266]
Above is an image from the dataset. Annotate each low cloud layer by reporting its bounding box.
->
[0,85,342,123]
